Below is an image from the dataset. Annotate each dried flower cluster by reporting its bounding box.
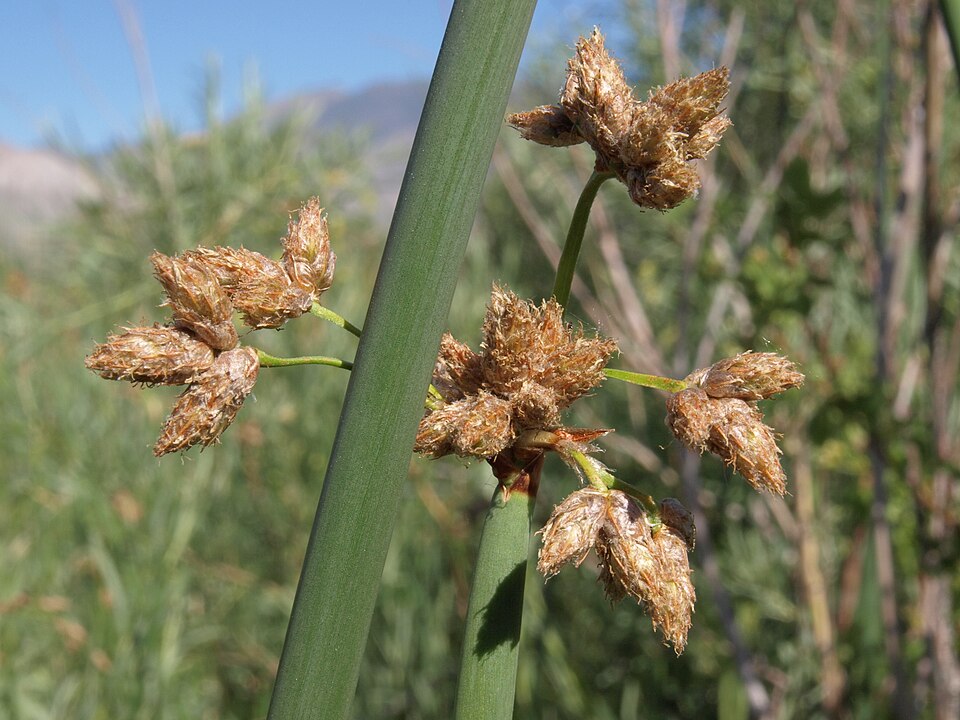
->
[508,28,731,209]
[666,352,804,494]
[86,198,336,455]
[415,285,618,459]
[538,488,696,652]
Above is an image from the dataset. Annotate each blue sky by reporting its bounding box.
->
[0,1,607,151]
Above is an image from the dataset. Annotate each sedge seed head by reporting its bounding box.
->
[154,346,259,456]
[693,351,805,401]
[85,325,214,385]
[509,28,731,210]
[666,385,790,495]
[230,262,314,330]
[506,104,585,147]
[416,285,617,460]
[538,487,608,578]
[150,252,238,351]
[181,246,279,292]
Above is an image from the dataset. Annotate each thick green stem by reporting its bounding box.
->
[552,170,614,307]
[310,302,363,338]
[455,459,540,720]
[605,367,688,393]
[256,349,353,371]
[266,3,537,718]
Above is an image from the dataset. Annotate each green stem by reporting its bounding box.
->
[566,448,657,512]
[266,2,537,718]
[455,462,540,720]
[552,170,614,307]
[256,349,353,371]
[310,302,363,338]
[605,367,688,393]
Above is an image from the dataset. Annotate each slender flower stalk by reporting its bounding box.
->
[605,367,689,393]
[255,349,353,371]
[309,302,363,338]
[552,170,614,307]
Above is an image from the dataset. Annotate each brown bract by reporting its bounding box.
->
[507,28,731,210]
[415,285,617,459]
[85,325,214,385]
[154,346,260,456]
[666,352,803,495]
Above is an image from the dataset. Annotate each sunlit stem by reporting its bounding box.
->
[566,447,658,512]
[552,170,615,308]
[605,368,688,393]
[310,302,363,338]
[256,348,353,371]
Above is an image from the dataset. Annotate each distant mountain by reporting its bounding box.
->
[0,142,99,262]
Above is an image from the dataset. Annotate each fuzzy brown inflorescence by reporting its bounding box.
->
[507,28,731,210]
[414,285,618,459]
[538,488,695,652]
[87,197,338,455]
[666,352,804,495]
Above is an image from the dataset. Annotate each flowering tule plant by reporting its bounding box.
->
[86,20,803,719]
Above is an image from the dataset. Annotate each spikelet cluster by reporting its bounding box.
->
[86,197,337,455]
[415,285,618,459]
[666,352,804,494]
[508,28,731,210]
[538,488,695,652]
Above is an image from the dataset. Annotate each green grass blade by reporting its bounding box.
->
[266,2,538,718]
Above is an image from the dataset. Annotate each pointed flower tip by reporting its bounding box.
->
[282,196,336,298]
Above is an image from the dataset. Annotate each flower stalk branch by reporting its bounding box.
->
[255,349,353,371]
[605,367,688,393]
[552,170,614,307]
[310,302,363,338]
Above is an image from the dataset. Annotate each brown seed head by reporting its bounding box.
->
[432,333,484,402]
[691,351,805,401]
[150,252,238,351]
[561,28,635,160]
[416,286,617,460]
[595,490,657,603]
[594,491,695,652]
[510,28,730,211]
[506,104,585,147]
[666,389,789,495]
[482,285,617,405]
[181,246,279,292]
[282,197,336,298]
[414,392,514,459]
[85,325,214,385]
[537,487,608,578]
[154,346,259,456]
[230,261,314,329]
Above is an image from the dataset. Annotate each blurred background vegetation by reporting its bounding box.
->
[2,1,959,718]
